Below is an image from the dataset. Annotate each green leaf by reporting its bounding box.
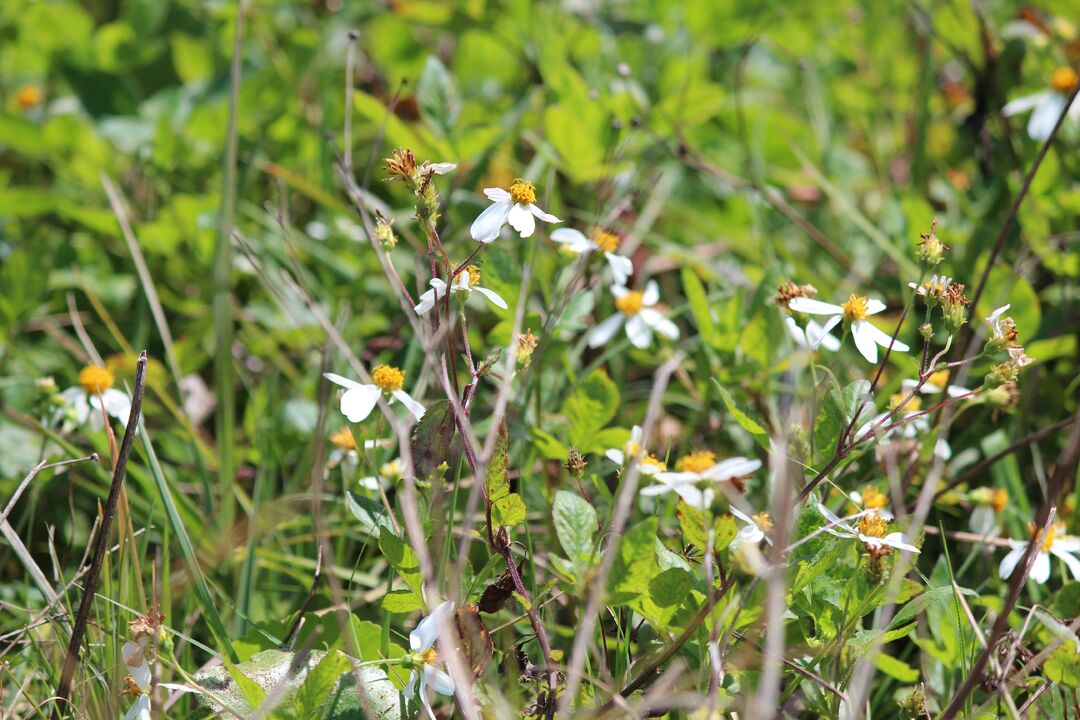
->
[562,370,620,453]
[417,55,460,136]
[378,532,423,595]
[553,490,598,577]
[713,381,769,440]
[345,492,390,537]
[485,420,510,502]
[890,585,976,629]
[294,650,352,719]
[1045,643,1080,688]
[714,514,739,552]
[813,380,872,463]
[491,492,527,529]
[410,399,455,479]
[609,517,658,604]
[874,653,919,683]
[682,267,715,345]
[381,589,426,615]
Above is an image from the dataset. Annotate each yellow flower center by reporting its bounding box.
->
[841,293,870,321]
[1051,67,1079,93]
[417,647,438,666]
[928,369,950,389]
[509,179,536,205]
[593,230,620,253]
[372,365,405,392]
[642,454,667,472]
[330,427,358,451]
[380,459,402,479]
[861,487,889,509]
[991,488,1008,513]
[16,85,42,110]
[890,393,922,412]
[1029,521,1062,552]
[465,265,481,287]
[858,512,888,539]
[752,512,773,531]
[79,365,115,394]
[615,290,645,316]
[676,451,717,474]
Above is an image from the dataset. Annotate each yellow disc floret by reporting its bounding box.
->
[593,229,620,253]
[79,365,115,394]
[858,512,888,539]
[465,265,481,287]
[1051,67,1079,93]
[641,454,667,472]
[753,512,773,532]
[841,293,870,321]
[615,290,645,316]
[330,427,358,451]
[1029,521,1061,552]
[991,488,1008,513]
[15,85,43,110]
[928,369,950,389]
[676,450,717,474]
[372,365,405,393]
[508,179,536,205]
[861,487,889,509]
[380,459,402,479]
[417,646,438,666]
[889,393,922,412]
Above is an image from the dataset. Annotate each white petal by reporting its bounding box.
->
[1003,91,1048,117]
[642,280,660,306]
[528,204,560,223]
[605,449,625,465]
[587,314,625,348]
[122,695,151,720]
[605,253,633,285]
[426,162,456,175]
[880,532,920,553]
[610,284,629,299]
[934,438,952,460]
[786,317,810,348]
[357,475,381,491]
[861,321,910,353]
[673,484,710,509]
[392,390,426,420]
[94,389,132,423]
[1028,93,1067,141]
[1050,546,1080,582]
[507,203,536,237]
[969,506,996,536]
[639,482,675,496]
[324,372,363,390]
[470,200,511,243]
[625,314,653,348]
[654,472,702,485]
[998,545,1027,580]
[412,601,454,651]
[818,315,843,344]
[483,187,510,201]
[404,670,419,698]
[426,666,456,696]
[639,309,679,340]
[704,457,762,481]
[1030,551,1051,583]
[339,384,381,423]
[850,322,879,364]
[472,285,508,309]
[788,297,844,315]
[732,524,764,549]
[864,299,886,315]
[122,642,152,691]
[550,228,590,252]
[414,284,442,315]
[946,385,971,398]
[630,425,643,445]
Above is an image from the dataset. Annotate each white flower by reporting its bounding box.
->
[641,453,761,510]
[816,503,920,554]
[470,179,559,243]
[907,274,952,300]
[358,458,402,492]
[985,304,1015,346]
[324,366,425,424]
[999,523,1080,584]
[587,280,679,349]
[420,161,457,176]
[605,425,666,476]
[729,507,771,551]
[1003,67,1080,141]
[550,227,633,285]
[788,294,910,364]
[405,601,456,720]
[785,317,841,352]
[57,365,131,430]
[901,372,970,400]
[414,265,507,315]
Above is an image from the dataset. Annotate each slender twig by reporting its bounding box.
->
[53,351,147,718]
[284,545,323,648]
[0,455,98,527]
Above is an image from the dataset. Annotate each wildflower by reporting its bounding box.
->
[916,218,947,265]
[587,280,679,349]
[849,486,893,519]
[15,84,43,110]
[470,179,560,243]
[941,283,971,329]
[384,147,456,186]
[999,522,1080,584]
[987,347,1034,386]
[374,214,397,250]
[785,317,841,352]
[324,366,425,423]
[774,281,818,309]
[641,453,761,510]
[1003,67,1080,141]
[404,601,456,720]
[327,427,392,472]
[549,227,633,284]
[817,503,920,556]
[985,304,1019,350]
[969,487,1008,535]
[57,365,132,429]
[788,294,910,364]
[414,265,507,315]
[729,507,771,551]
[908,275,952,305]
[359,458,402,492]
[605,425,667,476]
[516,330,538,371]
[901,370,971,399]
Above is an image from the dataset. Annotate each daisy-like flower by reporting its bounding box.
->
[730,507,773,551]
[985,304,1018,349]
[359,458,402,492]
[57,365,132,429]
[817,503,920,557]
[414,264,507,315]
[908,274,952,304]
[788,293,910,364]
[121,638,153,720]
[999,521,1080,584]
[969,487,1008,536]
[1003,67,1080,141]
[901,369,971,399]
[641,452,761,510]
[384,147,456,184]
[587,281,679,349]
[15,84,43,111]
[327,428,392,473]
[605,425,667,476]
[849,485,894,520]
[470,179,560,243]
[405,601,456,720]
[324,365,425,423]
[785,317,841,352]
[550,227,633,285]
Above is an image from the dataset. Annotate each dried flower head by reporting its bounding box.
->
[774,281,818,309]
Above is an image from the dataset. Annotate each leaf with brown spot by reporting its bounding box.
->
[452,604,493,678]
[410,399,455,479]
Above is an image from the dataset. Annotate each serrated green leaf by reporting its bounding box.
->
[410,399,455,479]
[485,420,510,502]
[381,590,426,614]
[378,532,422,595]
[294,650,352,718]
[491,492,526,529]
[609,517,658,604]
[553,491,597,578]
[814,379,872,463]
[874,653,919,683]
[1046,643,1080,687]
[562,370,620,453]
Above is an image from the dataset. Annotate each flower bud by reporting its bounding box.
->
[916,218,947,266]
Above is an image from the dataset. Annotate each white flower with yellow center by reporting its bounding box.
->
[587,281,679,349]
[907,274,952,301]
[470,179,560,243]
[730,507,773,550]
[57,364,132,429]
[359,458,403,492]
[327,428,393,473]
[817,503,920,555]
[605,425,667,476]
[999,522,1080,584]
[405,601,456,720]
[785,317,841,352]
[1003,67,1080,141]
[549,227,633,285]
[641,451,761,510]
[414,264,507,315]
[324,365,425,423]
[788,293,910,364]
[901,369,970,399]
